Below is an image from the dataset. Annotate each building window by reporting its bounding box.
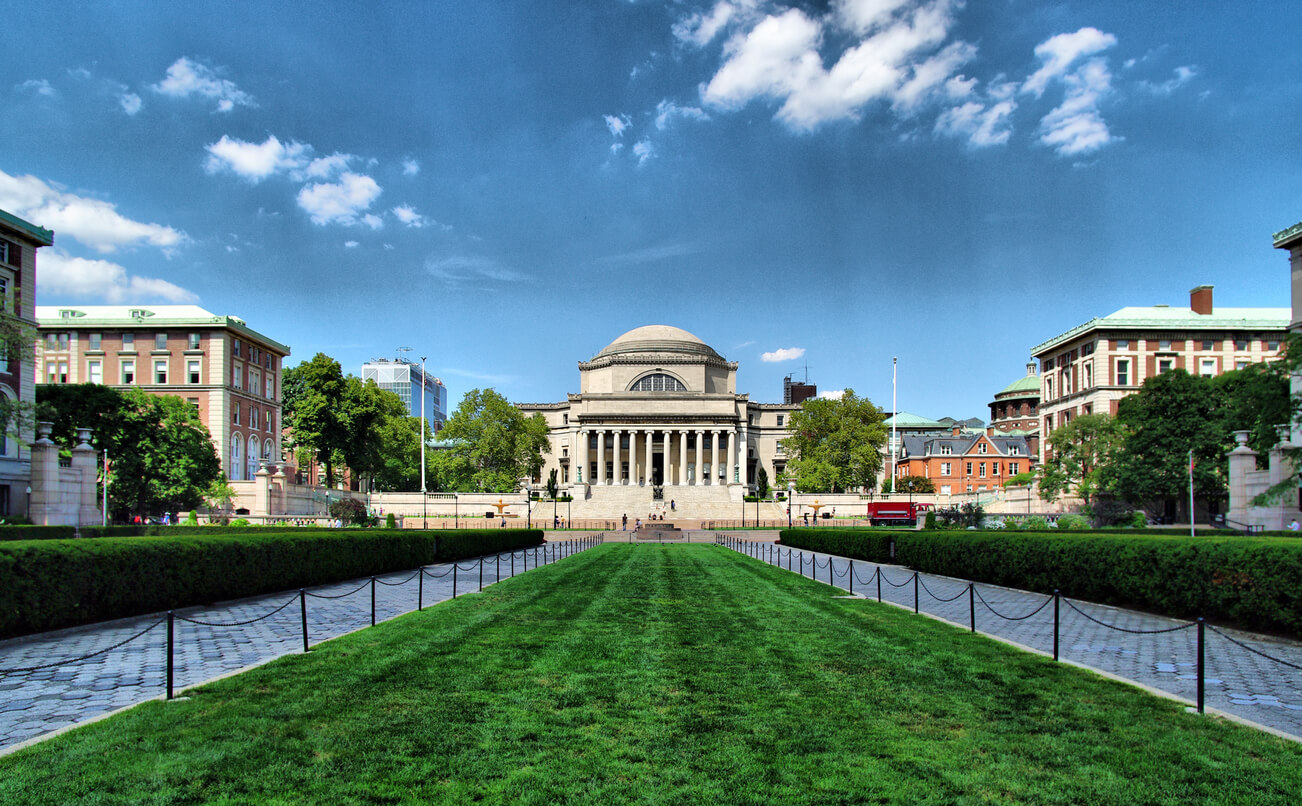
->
[233,405,240,425]
[187,397,199,410]
[1115,339,1129,349]
[154,333,167,350]
[1201,340,1214,350]
[940,444,951,455]
[121,359,135,384]
[1045,377,1053,400]
[0,239,13,266]
[777,415,784,427]
[230,435,242,481]
[87,360,102,385]
[251,407,258,431]
[265,410,272,432]
[992,462,1000,476]
[1009,462,1020,475]
[1084,364,1092,388]
[1159,339,1172,350]
[88,333,101,350]
[1116,359,1130,386]
[154,359,168,384]
[1158,358,1173,374]
[1009,445,1020,456]
[630,373,686,392]
[1268,340,1281,351]
[265,376,273,399]
[188,332,201,350]
[977,443,987,455]
[1236,360,1249,370]
[187,359,201,384]
[233,365,242,390]
[979,463,987,478]
[122,332,134,350]
[941,462,951,476]
[233,338,242,357]
[250,370,261,397]
[965,462,973,475]
[247,436,259,479]
[562,413,568,425]
[0,277,7,313]
[1200,358,1216,377]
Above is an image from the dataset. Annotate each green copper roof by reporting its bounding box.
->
[884,411,945,428]
[1032,305,1289,355]
[1274,221,1302,248]
[0,209,54,245]
[997,374,1041,396]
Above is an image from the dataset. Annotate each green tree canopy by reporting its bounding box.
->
[435,388,550,492]
[38,385,221,519]
[1110,370,1227,509]
[282,353,349,486]
[896,474,935,494]
[780,389,886,493]
[1037,413,1127,504]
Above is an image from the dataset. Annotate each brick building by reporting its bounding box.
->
[895,427,1032,496]
[0,210,53,516]
[35,305,290,481]
[1031,286,1288,462]
[988,363,1041,459]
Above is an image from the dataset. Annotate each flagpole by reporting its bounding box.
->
[1188,448,1195,538]
[891,357,898,495]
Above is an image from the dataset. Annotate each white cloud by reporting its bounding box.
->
[119,92,143,115]
[819,389,846,400]
[1037,57,1116,156]
[935,98,1015,147]
[761,346,805,362]
[296,172,383,226]
[700,1,965,131]
[1022,27,1116,98]
[673,0,756,47]
[392,204,428,227]
[604,113,631,138]
[1138,65,1197,96]
[151,57,254,112]
[204,134,310,182]
[654,99,710,130]
[402,159,420,176]
[18,79,57,98]
[305,153,355,179]
[610,142,624,155]
[38,249,197,303]
[426,256,525,285]
[0,170,185,254]
[633,139,655,165]
[344,240,359,248]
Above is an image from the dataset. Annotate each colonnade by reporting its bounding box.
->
[574,426,749,488]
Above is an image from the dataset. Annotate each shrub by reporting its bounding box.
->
[0,528,543,638]
[923,511,937,530]
[1130,511,1148,528]
[328,497,368,526]
[385,513,397,529]
[230,518,251,527]
[185,510,198,526]
[1024,516,1049,531]
[779,529,1302,637]
[1056,513,1090,530]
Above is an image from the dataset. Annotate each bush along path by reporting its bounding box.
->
[0,536,603,753]
[717,535,1302,742]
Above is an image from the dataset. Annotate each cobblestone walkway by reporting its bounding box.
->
[0,538,594,752]
[719,536,1302,740]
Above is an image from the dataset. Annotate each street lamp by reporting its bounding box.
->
[420,355,428,529]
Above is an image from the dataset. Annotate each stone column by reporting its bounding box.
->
[596,430,606,485]
[711,429,721,486]
[679,431,688,486]
[29,422,59,526]
[617,429,627,485]
[728,429,738,485]
[740,425,750,488]
[662,430,672,485]
[644,430,653,485]
[691,429,702,485]
[254,459,272,518]
[72,427,100,526]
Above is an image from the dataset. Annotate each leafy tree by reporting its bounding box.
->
[1211,358,1290,455]
[282,354,350,486]
[1110,370,1226,513]
[755,465,770,498]
[546,468,559,500]
[1037,413,1126,505]
[781,389,887,493]
[1003,471,1036,488]
[37,385,221,519]
[896,474,934,494]
[436,388,550,492]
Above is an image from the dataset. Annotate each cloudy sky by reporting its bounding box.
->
[3,1,1299,420]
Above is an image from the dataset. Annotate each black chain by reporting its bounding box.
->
[880,570,913,588]
[975,587,1053,621]
[304,579,371,600]
[375,570,420,587]
[0,618,164,675]
[422,566,454,579]
[1061,598,1196,634]
[175,595,299,627]
[1207,624,1302,672]
[919,576,968,603]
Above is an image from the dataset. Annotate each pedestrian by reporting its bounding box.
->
[554,514,560,529]
[636,518,642,530]
[670,499,676,511]
[803,512,809,526]
[622,513,628,530]
[1291,519,1299,531]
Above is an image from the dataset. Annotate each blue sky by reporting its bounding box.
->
[3,0,1300,420]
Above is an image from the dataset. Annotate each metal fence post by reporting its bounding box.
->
[1197,617,1206,714]
[876,567,882,603]
[1053,590,1060,661]
[849,560,854,595]
[913,572,919,613]
[418,568,424,611]
[968,584,975,632]
[300,589,309,652]
[166,610,174,700]
[511,551,515,577]
[828,557,833,587]
[479,556,484,592]
[370,577,376,626]
[453,564,458,598]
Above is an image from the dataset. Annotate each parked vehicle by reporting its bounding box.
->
[866,501,933,526]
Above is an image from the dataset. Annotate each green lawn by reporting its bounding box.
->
[2,544,1299,804]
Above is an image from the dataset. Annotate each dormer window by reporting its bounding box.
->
[130,309,154,319]
[977,443,988,455]
[940,444,951,455]
[59,309,85,319]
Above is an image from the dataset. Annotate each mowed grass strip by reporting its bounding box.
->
[1,545,1299,805]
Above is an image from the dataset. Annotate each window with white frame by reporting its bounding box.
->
[153,359,167,384]
[977,443,987,454]
[188,332,201,350]
[1116,358,1130,386]
[121,359,135,384]
[188,359,200,384]
[265,410,272,432]
[941,462,952,476]
[87,360,102,385]
[266,376,273,399]
[247,436,259,479]
[1009,462,1020,475]
[154,333,167,350]
[122,333,134,350]
[979,463,987,478]
[1158,358,1173,374]
[1159,339,1172,350]
[1200,358,1216,377]
[1235,338,1248,351]
[230,435,242,481]
[233,365,242,390]
[965,462,972,475]
[233,405,240,425]
[940,444,951,455]
[88,333,101,350]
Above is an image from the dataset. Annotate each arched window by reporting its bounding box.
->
[264,439,274,467]
[247,435,259,478]
[629,373,686,392]
[230,434,242,481]
[0,386,15,458]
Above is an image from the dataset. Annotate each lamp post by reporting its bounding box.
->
[454,494,458,528]
[420,355,428,529]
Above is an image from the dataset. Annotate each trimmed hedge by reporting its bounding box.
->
[779,528,1302,637]
[0,529,542,638]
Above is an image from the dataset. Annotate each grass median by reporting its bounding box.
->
[2,543,1299,804]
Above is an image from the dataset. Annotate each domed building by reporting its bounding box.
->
[988,362,1041,459]
[519,326,798,517]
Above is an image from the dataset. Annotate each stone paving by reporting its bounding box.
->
[0,538,594,752]
[718,535,1302,740]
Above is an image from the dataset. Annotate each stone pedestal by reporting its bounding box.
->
[28,422,59,526]
[72,427,100,526]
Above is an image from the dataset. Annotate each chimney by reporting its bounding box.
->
[1190,285,1213,315]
